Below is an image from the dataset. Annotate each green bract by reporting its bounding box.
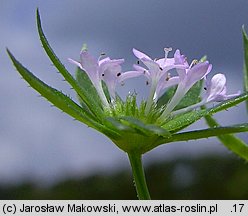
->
[7,9,248,199]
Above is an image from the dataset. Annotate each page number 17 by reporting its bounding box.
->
[232,204,244,213]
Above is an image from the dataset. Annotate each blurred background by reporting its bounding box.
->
[0,0,248,199]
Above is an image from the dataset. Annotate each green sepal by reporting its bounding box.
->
[162,92,248,133]
[242,25,248,112]
[36,9,104,119]
[109,94,139,118]
[205,114,248,161]
[120,116,171,138]
[105,117,136,133]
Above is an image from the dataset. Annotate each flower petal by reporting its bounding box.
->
[141,58,161,75]
[222,91,241,100]
[185,61,211,90]
[174,49,188,80]
[156,57,175,68]
[158,76,180,91]
[98,57,110,65]
[133,64,151,80]
[101,64,122,98]
[80,51,98,72]
[99,59,124,76]
[208,73,226,95]
[68,58,83,69]
[163,64,188,72]
[79,51,99,82]
[205,73,240,102]
[98,59,124,98]
[133,64,146,71]
[118,71,143,83]
[133,48,151,60]
[155,76,180,100]
[174,49,185,65]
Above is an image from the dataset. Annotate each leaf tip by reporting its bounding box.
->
[36,8,40,18]
[36,8,42,29]
[6,48,15,62]
[6,47,10,55]
[242,25,248,39]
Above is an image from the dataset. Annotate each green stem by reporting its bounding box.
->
[128,153,151,200]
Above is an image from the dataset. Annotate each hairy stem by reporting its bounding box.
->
[128,152,151,200]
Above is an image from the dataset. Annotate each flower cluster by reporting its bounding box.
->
[68,49,143,108]
[69,47,239,119]
[7,10,248,201]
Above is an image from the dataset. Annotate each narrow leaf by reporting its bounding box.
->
[242,25,248,112]
[162,109,206,132]
[7,49,96,127]
[7,49,120,139]
[205,114,248,161]
[157,123,248,146]
[36,9,103,119]
[208,92,248,115]
[162,93,248,133]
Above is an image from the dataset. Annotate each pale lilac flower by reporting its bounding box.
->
[173,49,212,91]
[69,50,109,107]
[202,73,240,103]
[171,73,240,116]
[160,51,212,119]
[155,74,180,100]
[133,48,187,92]
[132,48,187,113]
[100,58,142,98]
[69,50,142,106]
[99,58,124,98]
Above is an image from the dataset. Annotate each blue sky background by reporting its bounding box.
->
[1,0,248,185]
